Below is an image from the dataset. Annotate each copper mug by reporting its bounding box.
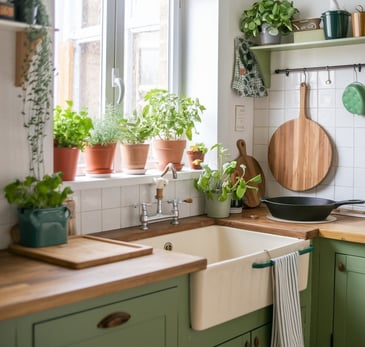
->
[352,6,365,36]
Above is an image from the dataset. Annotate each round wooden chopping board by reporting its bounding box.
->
[268,83,333,191]
[232,139,265,208]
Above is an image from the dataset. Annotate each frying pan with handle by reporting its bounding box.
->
[268,83,333,191]
[261,196,365,221]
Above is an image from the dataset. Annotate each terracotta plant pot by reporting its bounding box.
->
[84,143,117,176]
[152,139,186,171]
[120,143,150,174]
[54,147,80,181]
[186,150,205,169]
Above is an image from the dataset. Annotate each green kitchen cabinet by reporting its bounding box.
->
[0,318,16,347]
[16,277,181,347]
[216,323,271,347]
[310,238,365,347]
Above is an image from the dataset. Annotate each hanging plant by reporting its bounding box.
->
[18,0,53,179]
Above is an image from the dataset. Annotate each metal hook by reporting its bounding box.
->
[301,69,307,84]
[354,65,359,81]
[325,66,332,85]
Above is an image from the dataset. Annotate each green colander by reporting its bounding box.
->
[342,82,365,115]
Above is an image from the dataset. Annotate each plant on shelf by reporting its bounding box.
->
[141,88,206,171]
[4,1,74,247]
[186,142,208,170]
[119,110,154,174]
[194,144,262,218]
[84,105,122,176]
[240,0,299,44]
[53,100,93,180]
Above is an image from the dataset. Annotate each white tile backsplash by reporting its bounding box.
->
[254,67,365,209]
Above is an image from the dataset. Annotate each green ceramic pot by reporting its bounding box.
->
[321,10,350,39]
[17,206,71,248]
[205,193,232,218]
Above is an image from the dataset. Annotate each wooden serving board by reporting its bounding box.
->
[268,83,333,191]
[8,235,153,269]
[232,139,265,208]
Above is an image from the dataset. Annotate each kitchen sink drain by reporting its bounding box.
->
[163,241,173,251]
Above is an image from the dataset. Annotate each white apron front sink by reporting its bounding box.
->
[139,225,311,330]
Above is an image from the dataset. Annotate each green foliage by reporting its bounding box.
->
[188,143,208,154]
[141,89,205,141]
[4,172,73,209]
[119,111,154,144]
[87,106,122,146]
[194,144,262,201]
[18,1,52,179]
[53,100,93,151]
[240,0,299,38]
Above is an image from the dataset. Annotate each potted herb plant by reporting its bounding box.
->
[194,144,262,218]
[240,0,299,45]
[53,100,93,181]
[186,143,208,170]
[141,89,206,171]
[4,172,73,247]
[84,106,121,177]
[119,111,154,174]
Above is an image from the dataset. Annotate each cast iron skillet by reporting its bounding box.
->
[261,197,365,221]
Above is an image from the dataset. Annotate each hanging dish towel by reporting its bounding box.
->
[231,37,267,97]
[270,251,304,347]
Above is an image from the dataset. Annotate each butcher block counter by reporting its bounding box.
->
[1,205,364,322]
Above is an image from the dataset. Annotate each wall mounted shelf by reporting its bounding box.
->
[251,36,365,88]
[0,19,30,32]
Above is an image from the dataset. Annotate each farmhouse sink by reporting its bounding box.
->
[138,225,311,330]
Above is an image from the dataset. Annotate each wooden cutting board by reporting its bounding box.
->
[268,83,333,191]
[232,139,265,208]
[8,235,153,269]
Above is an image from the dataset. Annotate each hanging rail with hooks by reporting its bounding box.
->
[275,63,365,76]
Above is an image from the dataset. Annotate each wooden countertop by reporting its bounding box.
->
[1,205,364,321]
[0,248,206,321]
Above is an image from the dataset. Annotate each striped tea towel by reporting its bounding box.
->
[231,37,267,97]
[270,251,304,347]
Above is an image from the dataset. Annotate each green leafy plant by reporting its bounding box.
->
[4,172,73,209]
[188,143,208,154]
[17,1,52,180]
[240,0,299,38]
[194,144,262,201]
[119,111,154,144]
[53,100,93,150]
[87,106,122,146]
[141,89,206,141]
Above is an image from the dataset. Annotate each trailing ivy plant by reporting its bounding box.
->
[18,0,53,180]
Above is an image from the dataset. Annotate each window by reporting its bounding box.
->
[54,0,178,118]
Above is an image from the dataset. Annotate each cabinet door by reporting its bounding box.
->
[251,324,271,347]
[33,287,178,347]
[334,253,365,347]
[215,332,250,346]
[0,319,16,347]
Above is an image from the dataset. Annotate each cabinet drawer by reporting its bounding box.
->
[34,287,178,347]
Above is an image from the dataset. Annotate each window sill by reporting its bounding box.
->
[62,169,202,191]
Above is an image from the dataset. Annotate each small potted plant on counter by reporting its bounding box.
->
[141,89,206,171]
[240,0,299,45]
[84,106,121,177]
[186,142,208,170]
[194,144,262,218]
[53,100,93,181]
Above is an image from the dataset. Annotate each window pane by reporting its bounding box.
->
[124,0,169,115]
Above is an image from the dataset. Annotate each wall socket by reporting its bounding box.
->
[234,105,246,131]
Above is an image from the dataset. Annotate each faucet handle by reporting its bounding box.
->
[167,198,193,205]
